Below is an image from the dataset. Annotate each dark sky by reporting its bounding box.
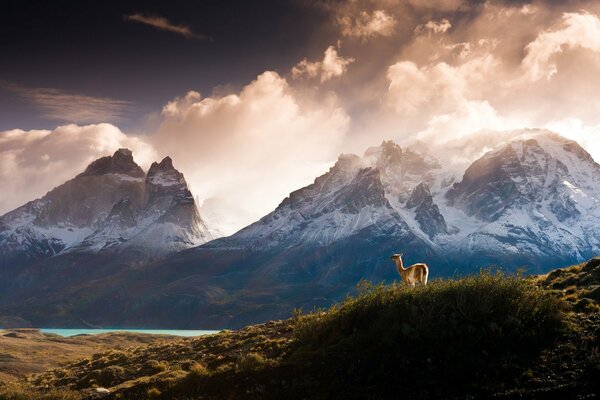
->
[0,0,332,130]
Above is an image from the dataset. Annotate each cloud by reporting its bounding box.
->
[337,9,396,38]
[352,4,600,150]
[125,13,210,40]
[1,81,134,124]
[292,45,355,82]
[385,53,501,128]
[307,0,471,40]
[416,19,452,34]
[153,71,350,234]
[522,11,600,81]
[0,124,156,215]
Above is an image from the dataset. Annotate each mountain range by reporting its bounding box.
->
[1,129,599,328]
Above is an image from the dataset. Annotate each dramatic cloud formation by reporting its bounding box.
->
[125,13,210,40]
[154,71,350,233]
[6,0,600,235]
[0,124,156,214]
[292,45,355,82]
[1,81,134,124]
[349,2,600,161]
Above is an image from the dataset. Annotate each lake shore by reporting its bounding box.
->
[40,329,220,337]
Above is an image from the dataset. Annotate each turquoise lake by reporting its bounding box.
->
[40,329,220,337]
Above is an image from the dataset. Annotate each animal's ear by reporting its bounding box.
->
[399,252,403,257]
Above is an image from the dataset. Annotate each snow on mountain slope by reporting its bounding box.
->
[444,130,600,269]
[224,154,412,249]
[204,129,600,273]
[206,141,447,262]
[0,149,213,271]
[70,155,212,256]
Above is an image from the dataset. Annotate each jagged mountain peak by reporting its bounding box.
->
[363,140,440,170]
[406,182,448,238]
[146,156,187,189]
[361,140,442,204]
[151,156,175,171]
[364,140,403,164]
[79,148,145,178]
[406,182,432,209]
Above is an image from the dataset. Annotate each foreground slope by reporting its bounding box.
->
[5,258,600,400]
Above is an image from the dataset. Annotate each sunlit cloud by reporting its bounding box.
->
[330,1,600,172]
[337,9,396,38]
[125,13,211,40]
[1,81,134,124]
[522,11,600,81]
[292,45,355,82]
[416,19,452,34]
[154,71,350,234]
[0,123,156,215]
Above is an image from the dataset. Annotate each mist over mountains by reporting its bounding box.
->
[1,129,599,328]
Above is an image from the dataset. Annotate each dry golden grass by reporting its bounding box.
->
[0,329,178,382]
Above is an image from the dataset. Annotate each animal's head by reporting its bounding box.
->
[390,253,403,260]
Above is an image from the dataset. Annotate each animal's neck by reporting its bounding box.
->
[395,258,406,272]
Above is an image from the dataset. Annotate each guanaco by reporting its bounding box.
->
[390,253,428,286]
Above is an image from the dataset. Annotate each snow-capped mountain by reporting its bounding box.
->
[224,129,600,273]
[225,154,410,249]
[445,131,600,268]
[0,149,212,277]
[2,129,600,329]
[132,129,600,327]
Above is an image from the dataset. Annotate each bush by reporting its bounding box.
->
[236,353,270,372]
[291,272,566,398]
[143,360,168,374]
[188,363,210,378]
[146,387,161,399]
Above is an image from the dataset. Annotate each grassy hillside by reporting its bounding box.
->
[0,330,176,383]
[2,259,600,399]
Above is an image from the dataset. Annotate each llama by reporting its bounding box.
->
[390,253,429,286]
